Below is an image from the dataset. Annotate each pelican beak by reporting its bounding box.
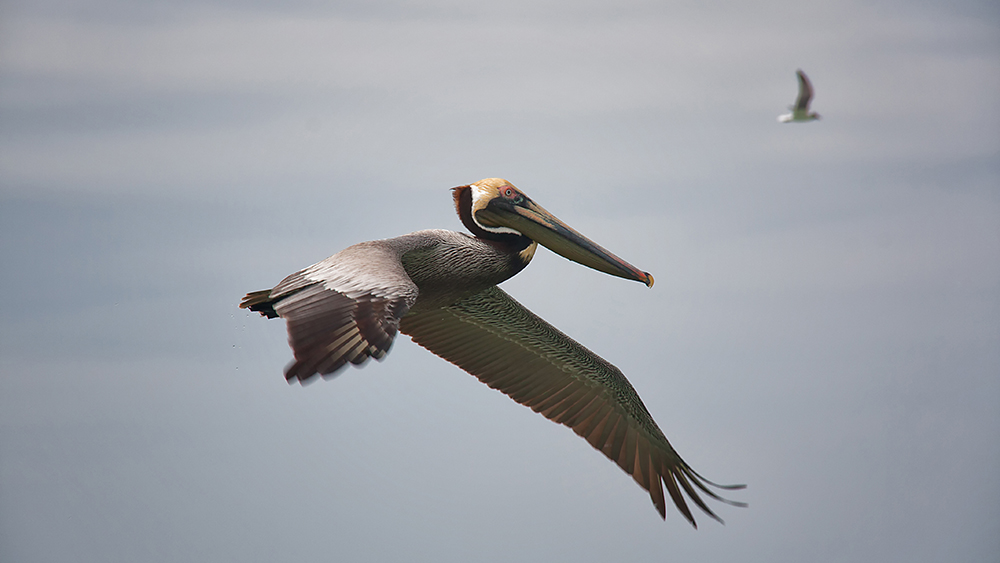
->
[476,197,654,287]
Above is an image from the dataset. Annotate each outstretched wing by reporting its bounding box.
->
[795,69,814,111]
[240,240,419,383]
[400,286,745,527]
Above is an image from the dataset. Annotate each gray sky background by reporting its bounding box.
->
[1,1,998,561]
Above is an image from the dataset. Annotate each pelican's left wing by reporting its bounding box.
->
[400,286,744,527]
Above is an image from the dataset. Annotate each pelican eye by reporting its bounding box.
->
[502,187,524,204]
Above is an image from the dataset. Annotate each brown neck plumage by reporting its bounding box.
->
[451,185,531,252]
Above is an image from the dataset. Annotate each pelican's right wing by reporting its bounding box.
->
[400,286,744,527]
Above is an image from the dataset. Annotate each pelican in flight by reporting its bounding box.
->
[240,178,745,526]
[778,69,821,123]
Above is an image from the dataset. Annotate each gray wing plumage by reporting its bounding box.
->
[795,69,814,111]
[240,241,419,382]
[400,285,745,527]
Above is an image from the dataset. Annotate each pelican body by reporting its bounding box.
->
[241,178,744,526]
[778,69,821,122]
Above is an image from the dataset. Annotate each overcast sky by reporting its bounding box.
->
[1,1,998,561]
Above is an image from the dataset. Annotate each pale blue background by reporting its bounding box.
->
[2,1,998,561]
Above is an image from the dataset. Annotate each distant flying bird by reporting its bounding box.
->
[778,69,821,123]
[241,178,745,526]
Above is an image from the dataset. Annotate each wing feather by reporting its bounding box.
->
[563,394,605,427]
[607,416,628,461]
[647,450,666,517]
[552,391,599,425]
[621,426,638,476]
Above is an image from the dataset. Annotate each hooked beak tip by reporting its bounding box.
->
[643,272,654,288]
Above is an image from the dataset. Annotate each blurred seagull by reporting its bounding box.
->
[778,69,821,123]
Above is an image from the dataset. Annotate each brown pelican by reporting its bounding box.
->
[778,69,822,123]
[240,178,745,526]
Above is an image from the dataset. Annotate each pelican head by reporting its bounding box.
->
[453,178,654,287]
